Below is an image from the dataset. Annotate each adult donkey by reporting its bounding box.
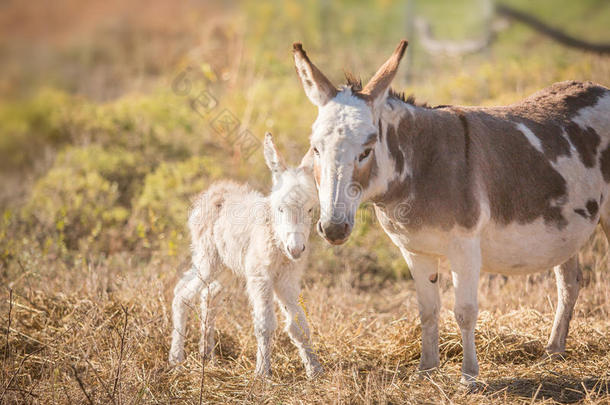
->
[293,40,610,383]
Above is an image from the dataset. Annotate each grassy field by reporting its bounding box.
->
[0,0,609,403]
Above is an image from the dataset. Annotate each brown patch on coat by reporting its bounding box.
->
[352,153,377,191]
[468,110,568,228]
[600,144,610,183]
[586,199,599,219]
[385,123,405,175]
[378,91,580,229]
[378,107,480,230]
[514,118,571,162]
[574,199,600,221]
[565,123,601,168]
[515,81,605,118]
[372,81,606,230]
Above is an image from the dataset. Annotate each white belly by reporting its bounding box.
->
[479,218,597,274]
[376,205,601,276]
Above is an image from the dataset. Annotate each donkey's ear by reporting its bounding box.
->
[361,40,408,109]
[293,43,338,107]
[263,133,286,179]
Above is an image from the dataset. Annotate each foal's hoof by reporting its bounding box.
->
[168,352,185,367]
[254,368,272,380]
[306,364,324,380]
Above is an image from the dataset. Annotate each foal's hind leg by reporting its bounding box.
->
[546,255,582,355]
[169,267,204,365]
[199,280,222,361]
[169,260,219,365]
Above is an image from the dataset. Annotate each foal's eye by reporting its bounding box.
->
[307,208,313,214]
[278,207,284,213]
[358,148,372,162]
[313,147,319,156]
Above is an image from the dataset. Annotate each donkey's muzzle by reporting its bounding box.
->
[318,220,351,245]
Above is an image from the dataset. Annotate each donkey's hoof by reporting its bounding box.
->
[459,374,484,393]
[543,349,567,361]
[417,366,440,379]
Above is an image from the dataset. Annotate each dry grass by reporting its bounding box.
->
[0,228,608,404]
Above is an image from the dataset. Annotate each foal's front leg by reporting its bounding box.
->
[274,273,323,378]
[448,237,481,385]
[246,274,277,378]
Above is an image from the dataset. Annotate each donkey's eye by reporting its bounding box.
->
[307,208,313,214]
[313,147,319,156]
[278,207,284,213]
[359,148,372,162]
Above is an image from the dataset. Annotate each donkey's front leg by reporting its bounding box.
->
[546,255,581,355]
[246,274,277,378]
[448,237,481,384]
[402,250,440,372]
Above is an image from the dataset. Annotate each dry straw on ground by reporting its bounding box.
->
[0,227,608,404]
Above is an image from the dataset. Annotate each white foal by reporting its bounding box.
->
[169,133,322,379]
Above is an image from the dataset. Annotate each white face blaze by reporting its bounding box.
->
[310,89,379,243]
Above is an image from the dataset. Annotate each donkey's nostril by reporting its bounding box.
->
[301,245,306,253]
[317,221,324,236]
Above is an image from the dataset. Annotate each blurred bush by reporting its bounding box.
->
[132,156,225,255]
[0,0,609,280]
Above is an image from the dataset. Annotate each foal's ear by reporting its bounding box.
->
[361,40,408,110]
[299,147,314,170]
[293,43,338,107]
[263,133,286,180]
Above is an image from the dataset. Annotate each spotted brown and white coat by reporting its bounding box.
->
[293,40,610,384]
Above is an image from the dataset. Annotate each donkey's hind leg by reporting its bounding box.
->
[601,209,610,243]
[546,255,582,355]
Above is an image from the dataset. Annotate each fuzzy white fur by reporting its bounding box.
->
[168,134,322,379]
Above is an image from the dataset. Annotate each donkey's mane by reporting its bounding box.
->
[343,71,432,108]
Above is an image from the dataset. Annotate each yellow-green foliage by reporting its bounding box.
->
[0,88,75,170]
[133,156,225,254]
[1,0,609,278]
[24,167,128,252]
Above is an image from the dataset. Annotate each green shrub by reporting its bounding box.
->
[132,155,225,255]
[24,167,128,253]
[54,145,147,205]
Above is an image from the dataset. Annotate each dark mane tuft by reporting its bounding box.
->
[342,71,431,108]
[343,71,363,92]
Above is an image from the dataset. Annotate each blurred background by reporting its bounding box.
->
[1,0,609,284]
[1,1,610,403]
